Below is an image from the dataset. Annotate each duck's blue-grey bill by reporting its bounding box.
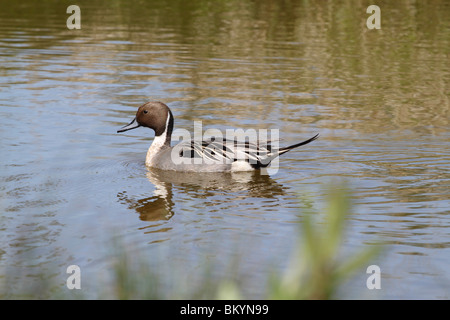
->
[117,118,140,133]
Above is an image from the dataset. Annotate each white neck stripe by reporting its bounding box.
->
[145,112,171,166]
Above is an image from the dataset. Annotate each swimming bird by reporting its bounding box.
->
[117,101,318,172]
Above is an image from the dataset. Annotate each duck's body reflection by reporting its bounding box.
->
[117,168,286,222]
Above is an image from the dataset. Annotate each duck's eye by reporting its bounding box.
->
[143,110,148,114]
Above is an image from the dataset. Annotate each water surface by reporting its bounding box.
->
[0,0,449,299]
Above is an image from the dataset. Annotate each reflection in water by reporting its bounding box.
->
[117,167,285,222]
[117,191,175,222]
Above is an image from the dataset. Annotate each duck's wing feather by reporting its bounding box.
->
[176,133,318,167]
[176,138,272,164]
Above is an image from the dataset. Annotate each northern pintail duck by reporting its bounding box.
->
[117,101,318,172]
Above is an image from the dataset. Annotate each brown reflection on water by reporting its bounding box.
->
[117,168,286,223]
[1,0,447,134]
[117,191,175,222]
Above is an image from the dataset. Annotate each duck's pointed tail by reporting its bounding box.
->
[278,133,319,156]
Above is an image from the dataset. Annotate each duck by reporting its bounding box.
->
[117,101,318,172]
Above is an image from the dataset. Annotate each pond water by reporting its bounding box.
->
[0,0,449,299]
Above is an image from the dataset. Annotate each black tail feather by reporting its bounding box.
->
[278,133,319,155]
